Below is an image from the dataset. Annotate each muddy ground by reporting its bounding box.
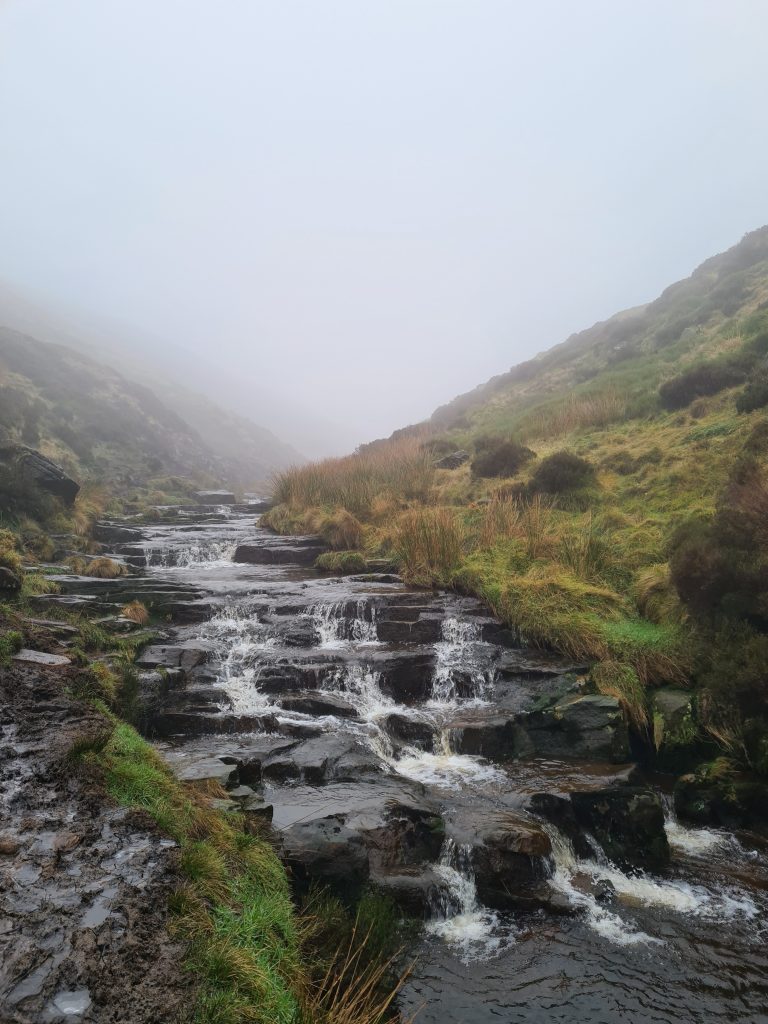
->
[0,661,195,1023]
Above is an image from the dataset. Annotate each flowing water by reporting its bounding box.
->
[120,508,768,1023]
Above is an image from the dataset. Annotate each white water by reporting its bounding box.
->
[429,618,495,705]
[203,604,276,715]
[661,795,736,858]
[309,601,378,648]
[395,730,506,790]
[144,537,239,569]
[428,839,516,961]
[543,822,758,947]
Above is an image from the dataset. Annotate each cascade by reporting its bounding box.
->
[430,618,495,704]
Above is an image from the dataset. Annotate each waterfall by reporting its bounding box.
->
[541,820,757,946]
[202,603,276,715]
[144,537,238,568]
[661,794,733,857]
[308,600,378,648]
[427,838,515,961]
[430,617,495,704]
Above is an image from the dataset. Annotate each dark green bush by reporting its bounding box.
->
[736,367,768,414]
[529,450,596,493]
[471,437,535,479]
[658,360,746,410]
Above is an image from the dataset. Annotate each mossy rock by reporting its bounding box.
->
[652,688,697,748]
[674,762,768,829]
[0,565,22,594]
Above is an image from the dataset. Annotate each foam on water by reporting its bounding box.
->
[394,731,506,790]
[202,603,277,715]
[661,797,737,858]
[428,839,516,961]
[544,823,758,947]
[332,664,394,719]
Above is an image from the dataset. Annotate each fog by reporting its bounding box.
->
[1,1,767,457]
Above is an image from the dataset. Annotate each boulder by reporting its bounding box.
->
[12,649,71,669]
[434,450,470,470]
[0,565,21,594]
[367,867,442,917]
[674,767,768,830]
[136,645,208,672]
[382,712,435,750]
[261,734,379,785]
[652,688,697,750]
[234,542,327,567]
[456,812,554,912]
[0,445,80,504]
[282,817,370,899]
[569,787,670,872]
[92,523,144,543]
[529,695,630,762]
[174,756,239,788]
[196,490,236,505]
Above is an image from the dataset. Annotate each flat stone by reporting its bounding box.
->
[12,649,71,668]
[175,757,238,787]
[53,989,92,1016]
[278,692,360,719]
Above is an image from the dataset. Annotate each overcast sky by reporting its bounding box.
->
[1,1,767,455]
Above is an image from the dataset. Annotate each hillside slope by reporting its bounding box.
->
[429,225,768,437]
[0,327,299,495]
[266,226,768,799]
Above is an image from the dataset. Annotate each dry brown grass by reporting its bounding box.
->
[272,438,434,517]
[477,492,556,558]
[84,557,126,579]
[519,388,627,441]
[121,600,149,625]
[304,922,413,1024]
[394,506,466,585]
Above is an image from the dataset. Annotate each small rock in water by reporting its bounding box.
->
[53,989,92,1016]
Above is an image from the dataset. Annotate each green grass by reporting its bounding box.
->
[0,628,23,663]
[94,723,304,1024]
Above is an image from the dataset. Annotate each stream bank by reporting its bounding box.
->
[29,502,768,1023]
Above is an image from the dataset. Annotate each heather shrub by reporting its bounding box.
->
[658,359,746,410]
[736,366,768,414]
[470,437,535,479]
[529,451,596,494]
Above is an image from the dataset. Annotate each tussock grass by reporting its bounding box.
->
[477,493,555,558]
[272,438,434,517]
[121,600,150,625]
[592,661,648,733]
[394,507,466,586]
[84,557,126,579]
[519,388,627,440]
[315,551,368,575]
[633,563,686,624]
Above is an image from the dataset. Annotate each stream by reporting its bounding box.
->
[53,504,768,1023]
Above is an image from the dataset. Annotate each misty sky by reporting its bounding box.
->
[1,1,767,456]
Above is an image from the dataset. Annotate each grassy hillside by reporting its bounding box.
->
[0,279,308,475]
[0,326,295,502]
[266,227,768,784]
